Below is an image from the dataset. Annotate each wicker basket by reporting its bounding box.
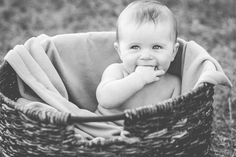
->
[0,59,215,157]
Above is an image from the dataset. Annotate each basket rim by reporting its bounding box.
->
[0,81,214,123]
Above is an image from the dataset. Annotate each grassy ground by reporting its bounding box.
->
[0,0,235,156]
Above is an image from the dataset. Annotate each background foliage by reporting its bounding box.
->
[0,0,235,156]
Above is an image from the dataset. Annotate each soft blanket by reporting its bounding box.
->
[4,32,232,138]
[5,33,123,138]
[179,38,232,93]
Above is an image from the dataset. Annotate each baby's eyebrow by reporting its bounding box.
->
[128,43,141,46]
[153,42,167,47]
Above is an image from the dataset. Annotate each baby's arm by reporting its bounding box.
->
[96,64,164,109]
[96,63,147,109]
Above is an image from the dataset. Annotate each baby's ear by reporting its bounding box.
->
[114,42,121,55]
[171,42,179,61]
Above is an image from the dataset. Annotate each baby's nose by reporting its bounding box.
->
[139,53,154,60]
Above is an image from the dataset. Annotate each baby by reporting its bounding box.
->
[96,0,181,126]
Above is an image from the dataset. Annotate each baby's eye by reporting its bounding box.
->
[153,45,162,49]
[130,45,140,50]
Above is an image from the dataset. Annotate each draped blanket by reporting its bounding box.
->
[4,32,232,138]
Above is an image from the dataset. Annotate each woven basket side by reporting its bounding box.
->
[123,83,214,156]
[0,62,73,156]
[0,94,141,157]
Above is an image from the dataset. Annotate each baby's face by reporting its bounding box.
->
[116,22,178,73]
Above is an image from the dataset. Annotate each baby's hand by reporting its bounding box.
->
[134,66,165,85]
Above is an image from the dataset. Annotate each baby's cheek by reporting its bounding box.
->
[127,55,139,65]
[122,61,137,73]
[158,61,171,72]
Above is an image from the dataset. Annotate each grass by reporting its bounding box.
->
[0,0,235,156]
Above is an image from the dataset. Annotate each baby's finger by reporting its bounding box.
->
[154,77,160,81]
[155,70,165,76]
[158,66,163,70]
[154,65,163,71]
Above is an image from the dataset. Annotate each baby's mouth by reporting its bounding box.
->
[135,65,160,71]
[137,59,157,67]
[154,66,159,71]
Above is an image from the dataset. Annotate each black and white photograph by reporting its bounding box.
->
[0,0,235,156]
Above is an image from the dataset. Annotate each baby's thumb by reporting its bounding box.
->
[154,77,160,82]
[155,70,165,76]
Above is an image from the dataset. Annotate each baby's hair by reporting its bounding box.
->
[116,0,178,43]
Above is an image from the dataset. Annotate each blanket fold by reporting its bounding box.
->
[5,34,123,139]
[4,32,232,138]
[180,39,232,93]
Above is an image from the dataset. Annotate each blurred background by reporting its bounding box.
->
[0,0,235,156]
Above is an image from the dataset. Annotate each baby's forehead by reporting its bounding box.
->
[118,22,174,44]
[119,20,171,33]
[118,20,175,42]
